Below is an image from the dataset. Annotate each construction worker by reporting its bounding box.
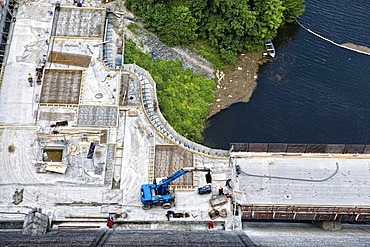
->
[225,179,232,189]
[28,73,33,87]
[55,1,61,11]
[207,221,214,229]
[218,186,224,196]
[107,214,114,228]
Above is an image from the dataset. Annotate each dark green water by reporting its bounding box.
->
[202,0,370,150]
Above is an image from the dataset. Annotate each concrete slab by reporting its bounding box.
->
[232,154,370,206]
[244,222,370,247]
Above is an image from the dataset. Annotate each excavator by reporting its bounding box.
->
[140,167,211,210]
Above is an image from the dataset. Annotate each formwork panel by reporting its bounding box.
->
[52,8,106,38]
[325,144,345,154]
[230,143,249,152]
[249,143,268,152]
[273,213,295,220]
[287,143,307,153]
[336,214,356,222]
[356,215,370,221]
[267,143,288,152]
[344,144,365,154]
[38,111,75,121]
[49,52,91,67]
[306,144,326,153]
[121,73,141,106]
[77,106,117,127]
[253,212,273,220]
[294,213,316,221]
[363,145,370,154]
[315,214,336,221]
[242,212,252,220]
[154,145,194,186]
[40,69,82,104]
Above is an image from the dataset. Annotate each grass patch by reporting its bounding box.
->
[186,39,225,70]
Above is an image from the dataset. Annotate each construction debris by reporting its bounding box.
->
[210,195,228,207]
[44,163,68,174]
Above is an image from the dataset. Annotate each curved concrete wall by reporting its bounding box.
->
[123,64,229,158]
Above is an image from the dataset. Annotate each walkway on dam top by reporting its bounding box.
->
[232,153,370,207]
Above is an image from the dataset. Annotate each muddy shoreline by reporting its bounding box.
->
[208,51,267,118]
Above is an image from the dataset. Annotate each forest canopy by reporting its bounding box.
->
[126,0,305,65]
[124,0,305,144]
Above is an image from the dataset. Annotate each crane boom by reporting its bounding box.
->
[157,167,210,195]
[140,167,211,209]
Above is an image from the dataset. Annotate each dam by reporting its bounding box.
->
[0,2,368,240]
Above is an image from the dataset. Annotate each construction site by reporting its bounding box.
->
[0,1,369,246]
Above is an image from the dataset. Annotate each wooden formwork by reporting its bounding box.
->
[48,52,92,67]
[154,144,194,187]
[40,68,83,105]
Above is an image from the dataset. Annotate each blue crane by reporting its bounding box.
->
[140,167,211,209]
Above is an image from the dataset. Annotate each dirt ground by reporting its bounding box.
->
[208,51,267,118]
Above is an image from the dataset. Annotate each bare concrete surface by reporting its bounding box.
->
[0,1,233,231]
[232,154,370,206]
[0,2,369,243]
[244,222,370,247]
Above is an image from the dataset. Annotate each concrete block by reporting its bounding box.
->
[316,221,342,231]
[22,210,50,236]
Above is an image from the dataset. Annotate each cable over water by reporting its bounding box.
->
[295,19,370,56]
[241,162,339,182]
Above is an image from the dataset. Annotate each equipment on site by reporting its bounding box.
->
[198,184,212,195]
[140,167,211,210]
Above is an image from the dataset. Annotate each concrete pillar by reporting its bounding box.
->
[316,221,342,231]
[22,209,50,236]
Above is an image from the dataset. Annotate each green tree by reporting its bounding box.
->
[282,0,305,23]
[190,0,257,63]
[159,6,198,46]
[252,0,285,40]
[126,0,306,67]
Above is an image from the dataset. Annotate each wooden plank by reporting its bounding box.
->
[49,51,91,67]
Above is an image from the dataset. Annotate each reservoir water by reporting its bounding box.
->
[202,0,370,150]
